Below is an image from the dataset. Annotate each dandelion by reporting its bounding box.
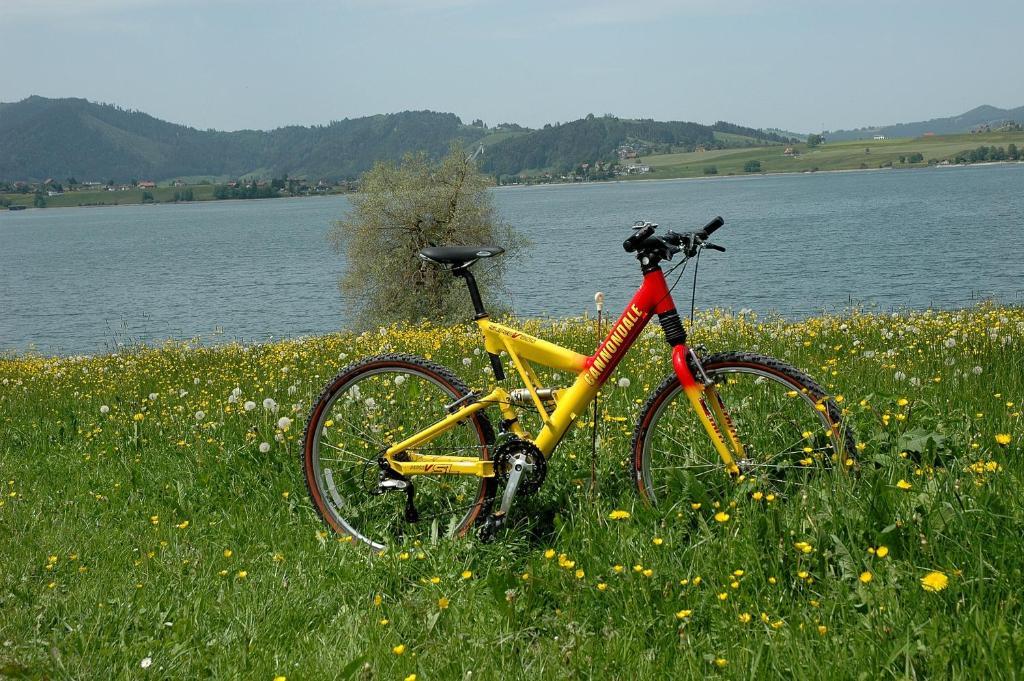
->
[244,400,256,411]
[236,570,248,579]
[995,433,1011,446]
[608,509,630,520]
[99,405,110,414]
[274,676,287,681]
[896,479,912,490]
[140,657,152,669]
[652,537,664,546]
[859,571,873,584]
[597,582,608,591]
[876,546,889,558]
[276,417,292,430]
[392,644,406,655]
[675,609,693,619]
[544,548,555,559]
[921,571,949,592]
[404,675,416,681]
[194,410,205,421]
[575,569,585,580]
[438,597,449,609]
[263,398,278,412]
[394,374,407,386]
[894,371,906,381]
[175,520,189,529]
[818,625,828,635]
[259,442,271,453]
[714,511,730,523]
[617,377,631,388]
[714,658,728,668]
[972,366,983,375]
[461,570,473,580]
[223,549,233,558]
[738,612,752,623]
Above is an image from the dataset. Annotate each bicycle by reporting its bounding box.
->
[302,217,855,550]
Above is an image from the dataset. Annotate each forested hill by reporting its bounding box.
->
[0,96,791,182]
[477,115,792,176]
[826,104,1024,141]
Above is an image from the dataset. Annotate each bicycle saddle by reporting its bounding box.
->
[418,246,504,268]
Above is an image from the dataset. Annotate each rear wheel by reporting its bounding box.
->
[302,353,495,550]
[632,352,855,510]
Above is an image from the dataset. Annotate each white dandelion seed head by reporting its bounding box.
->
[277,416,292,430]
[263,398,279,413]
[462,357,472,366]
[231,387,242,398]
[259,442,271,454]
[617,377,631,388]
[894,371,907,382]
[179,389,188,398]
[148,393,158,401]
[274,432,285,442]
[909,377,921,387]
[394,375,407,386]
[243,400,256,412]
[364,397,377,409]
[194,411,205,421]
[140,657,152,669]
[100,405,110,414]
[193,378,200,385]
[972,366,983,375]
[943,337,956,348]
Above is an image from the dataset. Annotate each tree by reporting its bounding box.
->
[908,152,924,164]
[329,147,521,328]
[1009,143,1019,161]
[743,160,762,173]
[806,133,824,147]
[703,166,718,175]
[33,193,47,208]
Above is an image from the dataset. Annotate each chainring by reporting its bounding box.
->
[493,438,547,496]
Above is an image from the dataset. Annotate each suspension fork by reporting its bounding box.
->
[670,345,743,474]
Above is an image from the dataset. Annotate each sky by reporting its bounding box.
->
[2,0,1022,134]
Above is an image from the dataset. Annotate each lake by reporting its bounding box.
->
[2,164,1022,355]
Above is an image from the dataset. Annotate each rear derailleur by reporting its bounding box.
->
[372,459,419,523]
[478,438,547,542]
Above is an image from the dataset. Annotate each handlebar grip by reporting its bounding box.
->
[699,216,724,237]
[623,225,655,252]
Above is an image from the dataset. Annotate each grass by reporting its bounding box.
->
[1,186,219,209]
[627,132,1024,180]
[1,306,1023,678]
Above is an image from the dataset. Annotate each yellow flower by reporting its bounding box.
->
[392,644,406,655]
[608,509,631,520]
[461,570,473,579]
[995,433,1012,446]
[274,676,287,681]
[223,549,233,558]
[876,546,889,558]
[404,675,417,681]
[575,569,585,580]
[373,594,382,606]
[817,625,828,635]
[714,658,728,668]
[859,571,873,584]
[717,592,728,601]
[652,537,664,546]
[690,502,701,510]
[920,571,949,592]
[738,612,752,623]
[175,520,189,529]
[897,398,909,407]
[438,597,449,609]
[751,491,764,501]
[544,548,555,559]
[896,479,912,490]
[797,570,809,579]
[236,570,248,579]
[794,541,812,554]
[597,583,608,592]
[429,576,441,584]
[714,511,730,523]
[642,569,653,577]
[675,609,693,619]
[612,564,624,573]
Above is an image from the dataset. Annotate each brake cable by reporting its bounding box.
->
[689,246,702,329]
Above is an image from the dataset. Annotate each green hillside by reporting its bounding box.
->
[627,132,1024,180]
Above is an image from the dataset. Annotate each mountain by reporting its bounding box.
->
[826,105,1024,141]
[0,96,792,182]
[0,96,486,182]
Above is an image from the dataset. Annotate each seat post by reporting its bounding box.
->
[453,266,488,319]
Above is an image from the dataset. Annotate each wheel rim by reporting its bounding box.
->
[639,365,846,509]
[308,365,490,549]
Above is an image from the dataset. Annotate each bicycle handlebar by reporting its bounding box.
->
[622,224,656,253]
[698,216,724,238]
[622,217,727,263]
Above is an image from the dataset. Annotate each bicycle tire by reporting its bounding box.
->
[632,351,855,507]
[302,353,495,550]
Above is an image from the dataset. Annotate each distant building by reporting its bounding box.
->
[138,180,156,189]
[873,135,886,140]
[783,147,796,156]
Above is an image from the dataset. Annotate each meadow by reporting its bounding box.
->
[628,131,1024,180]
[1,306,1022,679]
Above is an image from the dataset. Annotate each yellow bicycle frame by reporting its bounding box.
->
[383,269,744,479]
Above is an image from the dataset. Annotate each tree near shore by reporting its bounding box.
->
[329,147,521,328]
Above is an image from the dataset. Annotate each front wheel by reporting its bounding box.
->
[632,352,855,509]
[302,353,495,550]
